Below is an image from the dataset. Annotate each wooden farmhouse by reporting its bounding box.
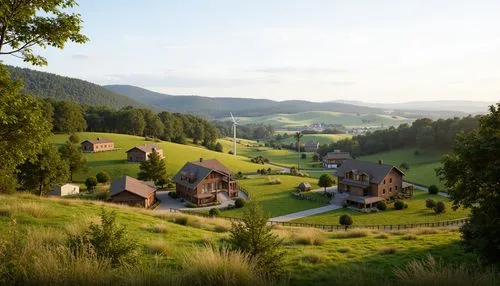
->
[322,150,352,168]
[173,158,238,206]
[336,160,405,208]
[126,144,164,162]
[81,138,114,152]
[110,176,157,208]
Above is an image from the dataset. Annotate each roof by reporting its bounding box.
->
[337,159,404,184]
[110,176,156,199]
[298,182,312,190]
[346,195,384,204]
[81,138,113,145]
[126,144,162,154]
[173,159,230,189]
[323,151,352,160]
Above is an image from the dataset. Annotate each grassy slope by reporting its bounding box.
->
[278,134,352,145]
[222,111,412,128]
[222,176,322,218]
[0,194,479,286]
[292,191,469,225]
[218,138,323,169]
[50,132,272,183]
[358,148,444,187]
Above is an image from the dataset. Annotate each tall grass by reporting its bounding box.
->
[394,255,498,286]
[0,202,50,218]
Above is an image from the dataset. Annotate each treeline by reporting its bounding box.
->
[213,121,275,140]
[318,116,480,157]
[41,99,220,150]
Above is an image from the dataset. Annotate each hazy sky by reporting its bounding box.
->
[4,0,500,103]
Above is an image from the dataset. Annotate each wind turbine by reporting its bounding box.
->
[230,112,239,156]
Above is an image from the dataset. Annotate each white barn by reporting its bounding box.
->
[51,183,80,197]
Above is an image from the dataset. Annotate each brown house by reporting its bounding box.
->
[336,160,404,208]
[81,138,114,152]
[322,150,352,168]
[173,158,238,206]
[110,176,157,208]
[126,144,164,162]
[304,140,319,152]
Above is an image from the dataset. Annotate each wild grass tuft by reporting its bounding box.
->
[301,253,324,264]
[375,233,389,239]
[329,229,370,239]
[402,234,418,240]
[337,247,352,253]
[145,240,172,256]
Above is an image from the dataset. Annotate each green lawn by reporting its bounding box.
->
[50,132,273,183]
[359,148,445,188]
[292,191,469,226]
[222,176,323,218]
[0,194,482,286]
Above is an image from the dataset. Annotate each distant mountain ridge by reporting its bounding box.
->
[333,99,493,114]
[8,66,142,109]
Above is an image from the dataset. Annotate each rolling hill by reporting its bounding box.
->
[7,66,142,109]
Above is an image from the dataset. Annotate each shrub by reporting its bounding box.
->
[85,176,98,192]
[379,247,397,255]
[148,224,168,233]
[94,191,110,201]
[95,171,110,184]
[337,247,352,253]
[166,182,175,189]
[330,230,369,239]
[234,198,245,208]
[251,156,268,164]
[301,253,323,264]
[428,185,439,195]
[402,234,418,240]
[267,177,281,185]
[376,201,387,211]
[375,233,389,239]
[312,154,319,161]
[145,240,171,256]
[214,225,228,233]
[399,162,410,171]
[209,208,221,217]
[394,200,405,210]
[339,214,353,230]
[434,201,446,214]
[173,216,189,226]
[292,229,326,246]
[301,153,306,159]
[168,191,179,199]
[404,203,409,209]
[425,199,436,209]
[185,202,197,208]
[68,209,138,265]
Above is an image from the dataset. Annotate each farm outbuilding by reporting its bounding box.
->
[50,184,80,196]
[298,182,312,192]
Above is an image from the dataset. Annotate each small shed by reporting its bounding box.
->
[298,182,312,192]
[51,183,80,196]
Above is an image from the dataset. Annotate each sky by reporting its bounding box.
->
[4,0,500,103]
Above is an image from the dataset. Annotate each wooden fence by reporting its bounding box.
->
[168,208,468,231]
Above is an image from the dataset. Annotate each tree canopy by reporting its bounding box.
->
[137,151,168,186]
[0,0,88,65]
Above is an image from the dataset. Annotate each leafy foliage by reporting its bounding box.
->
[425,199,437,209]
[137,151,168,186]
[318,174,335,192]
[209,208,221,217]
[234,198,246,208]
[16,145,69,195]
[428,185,439,195]
[339,214,353,230]
[58,140,86,181]
[376,201,387,211]
[228,201,285,278]
[394,200,405,210]
[96,171,110,184]
[85,177,97,192]
[434,201,445,214]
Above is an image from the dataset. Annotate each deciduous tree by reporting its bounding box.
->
[318,173,335,193]
[58,140,86,181]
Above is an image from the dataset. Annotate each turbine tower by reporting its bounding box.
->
[230,112,238,156]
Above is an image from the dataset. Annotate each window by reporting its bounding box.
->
[383,179,386,184]
[389,187,392,193]
[382,189,386,194]
[390,178,392,183]
[395,186,398,190]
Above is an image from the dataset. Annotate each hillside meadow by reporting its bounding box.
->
[50,132,273,183]
[359,148,444,188]
[0,194,493,286]
[277,133,352,146]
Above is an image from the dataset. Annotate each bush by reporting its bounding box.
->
[234,198,245,208]
[85,176,98,191]
[404,203,409,209]
[312,154,319,161]
[301,153,306,159]
[394,200,405,210]
[251,156,268,164]
[209,208,221,217]
[95,171,110,184]
[434,201,446,214]
[399,162,410,171]
[376,201,387,211]
[428,185,439,195]
[339,214,353,230]
[185,202,197,208]
[425,199,436,209]
[267,177,281,185]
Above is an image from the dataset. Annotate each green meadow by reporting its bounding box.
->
[292,191,469,226]
[359,148,444,188]
[277,133,352,145]
[0,194,487,286]
[50,132,274,183]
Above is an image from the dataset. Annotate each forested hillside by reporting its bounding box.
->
[8,66,141,109]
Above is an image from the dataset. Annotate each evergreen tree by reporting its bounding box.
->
[137,151,168,186]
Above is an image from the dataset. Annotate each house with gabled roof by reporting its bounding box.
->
[173,158,238,206]
[304,140,319,152]
[336,159,404,208]
[81,138,114,152]
[322,150,352,168]
[126,144,163,162]
[110,176,157,208]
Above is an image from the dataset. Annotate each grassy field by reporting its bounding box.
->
[0,194,488,286]
[359,148,444,188]
[223,176,322,218]
[292,191,469,225]
[222,111,413,129]
[218,138,323,169]
[278,133,352,145]
[50,132,274,183]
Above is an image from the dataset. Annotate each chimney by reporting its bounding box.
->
[378,160,383,164]
[199,158,203,162]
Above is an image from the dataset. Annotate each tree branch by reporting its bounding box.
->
[0,40,36,55]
